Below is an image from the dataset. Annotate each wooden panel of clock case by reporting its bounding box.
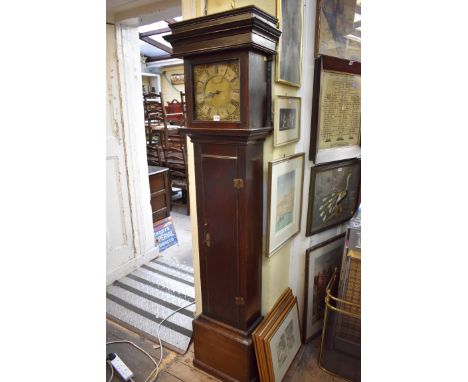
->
[193,138,263,332]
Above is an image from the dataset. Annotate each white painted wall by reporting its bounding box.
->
[107,24,136,279]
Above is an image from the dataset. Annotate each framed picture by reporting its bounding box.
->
[276,0,303,87]
[253,288,294,381]
[306,159,360,236]
[315,0,361,62]
[274,96,301,147]
[253,289,302,381]
[310,55,361,164]
[266,153,305,256]
[170,73,184,85]
[303,234,345,342]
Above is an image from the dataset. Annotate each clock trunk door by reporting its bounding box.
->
[198,145,241,327]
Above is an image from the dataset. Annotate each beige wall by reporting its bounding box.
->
[204,0,275,15]
[160,64,185,104]
[142,76,152,93]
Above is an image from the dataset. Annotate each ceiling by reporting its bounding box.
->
[107,0,183,68]
[139,17,183,68]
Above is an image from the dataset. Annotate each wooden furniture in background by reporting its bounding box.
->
[148,165,171,223]
[146,144,163,167]
[165,99,184,125]
[166,7,280,381]
[144,92,168,145]
[160,146,190,216]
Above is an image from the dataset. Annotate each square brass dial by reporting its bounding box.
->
[193,59,241,121]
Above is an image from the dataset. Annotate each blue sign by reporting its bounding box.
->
[153,217,178,252]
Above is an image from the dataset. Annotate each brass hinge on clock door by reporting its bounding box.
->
[233,178,244,189]
[234,296,245,305]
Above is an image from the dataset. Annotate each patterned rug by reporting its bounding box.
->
[106,257,195,354]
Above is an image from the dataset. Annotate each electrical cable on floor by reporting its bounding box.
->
[107,361,114,382]
[106,301,195,382]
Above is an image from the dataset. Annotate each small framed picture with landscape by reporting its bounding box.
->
[274,96,301,147]
[266,153,305,257]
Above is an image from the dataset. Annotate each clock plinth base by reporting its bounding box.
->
[193,314,262,382]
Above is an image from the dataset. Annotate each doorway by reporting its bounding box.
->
[106,1,199,360]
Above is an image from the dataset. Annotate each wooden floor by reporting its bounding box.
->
[106,318,347,382]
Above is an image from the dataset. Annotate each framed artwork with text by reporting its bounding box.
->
[310,55,361,164]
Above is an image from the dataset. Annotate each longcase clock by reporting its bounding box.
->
[166,7,281,382]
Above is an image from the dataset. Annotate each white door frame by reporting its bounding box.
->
[107,18,158,285]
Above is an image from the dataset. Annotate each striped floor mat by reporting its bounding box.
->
[106,257,196,354]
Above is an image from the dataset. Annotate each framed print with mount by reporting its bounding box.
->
[303,233,345,342]
[253,288,302,382]
[306,159,360,236]
[276,0,303,87]
[266,153,305,257]
[315,0,361,62]
[274,96,301,147]
[310,55,361,164]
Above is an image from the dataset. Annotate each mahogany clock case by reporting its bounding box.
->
[165,7,282,382]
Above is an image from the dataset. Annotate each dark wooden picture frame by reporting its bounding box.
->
[306,159,360,236]
[310,55,361,164]
[303,234,345,342]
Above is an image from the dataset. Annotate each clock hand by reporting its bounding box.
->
[205,90,222,98]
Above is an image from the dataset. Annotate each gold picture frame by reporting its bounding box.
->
[276,0,304,87]
[266,153,305,257]
[253,288,302,381]
[274,96,301,147]
[170,73,185,85]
